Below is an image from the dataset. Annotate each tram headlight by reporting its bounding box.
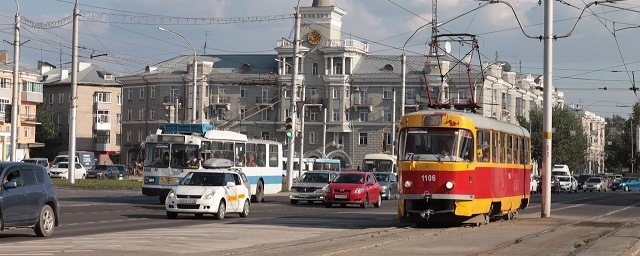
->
[445,181,455,190]
[167,190,176,199]
[404,180,413,189]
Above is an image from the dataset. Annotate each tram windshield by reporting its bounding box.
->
[399,128,474,162]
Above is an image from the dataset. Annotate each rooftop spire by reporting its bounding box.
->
[312,0,331,7]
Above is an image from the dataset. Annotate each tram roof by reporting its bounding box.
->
[406,109,531,138]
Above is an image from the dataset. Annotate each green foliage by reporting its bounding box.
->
[518,106,588,173]
[51,178,142,190]
[604,114,629,172]
[30,104,62,160]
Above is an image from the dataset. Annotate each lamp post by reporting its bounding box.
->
[158,27,198,124]
[9,0,19,161]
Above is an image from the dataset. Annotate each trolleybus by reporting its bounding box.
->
[362,153,397,173]
[397,109,531,226]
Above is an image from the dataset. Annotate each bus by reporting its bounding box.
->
[204,130,283,203]
[397,109,531,226]
[143,133,211,204]
[362,153,397,173]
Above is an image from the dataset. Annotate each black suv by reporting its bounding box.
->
[0,162,59,237]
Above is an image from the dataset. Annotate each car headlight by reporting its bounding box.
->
[445,181,454,190]
[167,190,176,199]
[354,188,365,194]
[202,191,214,200]
[314,187,324,193]
[381,186,388,191]
[404,180,412,188]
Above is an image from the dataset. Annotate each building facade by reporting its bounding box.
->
[118,0,568,168]
[40,61,121,164]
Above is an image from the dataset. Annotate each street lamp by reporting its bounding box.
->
[158,27,199,123]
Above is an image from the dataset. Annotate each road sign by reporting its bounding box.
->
[631,158,636,164]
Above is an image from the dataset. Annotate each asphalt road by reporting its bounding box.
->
[1,189,639,255]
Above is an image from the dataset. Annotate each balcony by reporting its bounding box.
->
[94,142,112,151]
[324,39,369,54]
[352,96,373,109]
[304,96,324,109]
[95,116,111,131]
[211,95,231,110]
[164,95,179,104]
[255,96,275,109]
[21,115,40,125]
[21,91,43,103]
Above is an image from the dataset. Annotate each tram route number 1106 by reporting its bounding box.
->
[421,174,436,182]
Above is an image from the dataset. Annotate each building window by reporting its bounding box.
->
[117,94,122,105]
[127,88,132,100]
[94,130,110,144]
[0,98,8,114]
[56,113,62,124]
[261,110,268,121]
[149,109,155,120]
[138,130,143,142]
[48,94,54,104]
[310,132,318,144]
[406,89,415,100]
[240,88,248,98]
[126,130,131,142]
[116,134,121,146]
[332,88,339,99]
[383,87,392,100]
[138,109,144,120]
[261,131,270,140]
[0,78,11,88]
[59,93,64,103]
[25,106,31,116]
[359,111,368,122]
[116,114,122,124]
[334,132,343,144]
[139,88,145,99]
[345,110,350,121]
[150,86,156,99]
[216,110,224,121]
[359,133,368,145]
[24,127,30,138]
[310,112,317,121]
[384,110,392,122]
[310,88,318,98]
[332,108,339,121]
[312,63,318,75]
[127,109,132,121]
[384,132,392,147]
[240,109,247,119]
[95,92,111,103]
[96,110,110,123]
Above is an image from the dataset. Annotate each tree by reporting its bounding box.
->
[518,106,588,173]
[30,103,62,160]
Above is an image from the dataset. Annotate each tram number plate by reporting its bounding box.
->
[421,175,436,182]
[334,195,348,199]
[181,199,196,204]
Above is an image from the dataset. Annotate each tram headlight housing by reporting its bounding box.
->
[167,190,176,199]
[445,181,455,190]
[404,180,413,188]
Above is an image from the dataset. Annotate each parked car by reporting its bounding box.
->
[576,174,593,190]
[323,172,382,208]
[583,177,608,192]
[552,175,578,193]
[86,165,123,180]
[165,167,250,220]
[611,177,640,191]
[0,162,59,237]
[111,164,130,178]
[49,162,86,179]
[372,172,398,200]
[289,170,339,205]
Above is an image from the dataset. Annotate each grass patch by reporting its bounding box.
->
[51,178,142,190]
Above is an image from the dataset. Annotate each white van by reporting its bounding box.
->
[551,164,571,176]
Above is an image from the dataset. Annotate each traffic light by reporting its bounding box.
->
[285,117,293,138]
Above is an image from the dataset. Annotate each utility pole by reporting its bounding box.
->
[10,0,20,162]
[286,3,301,191]
[299,86,305,176]
[68,0,79,183]
[540,0,553,218]
[391,88,396,155]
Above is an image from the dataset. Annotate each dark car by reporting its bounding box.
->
[323,172,382,208]
[372,172,398,200]
[110,164,130,179]
[576,174,592,190]
[0,162,59,237]
[87,165,124,180]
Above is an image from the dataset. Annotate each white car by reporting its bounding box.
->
[165,168,251,220]
[49,162,86,179]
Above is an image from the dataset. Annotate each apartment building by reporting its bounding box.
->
[0,50,44,160]
[40,61,121,164]
[118,0,566,168]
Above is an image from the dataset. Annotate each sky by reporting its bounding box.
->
[1,0,639,118]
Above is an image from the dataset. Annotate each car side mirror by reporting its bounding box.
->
[3,181,17,189]
[226,181,235,187]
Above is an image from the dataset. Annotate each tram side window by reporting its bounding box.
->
[492,131,500,163]
[269,144,278,167]
[506,134,513,164]
[525,138,531,164]
[514,136,521,165]
[477,129,490,162]
[459,130,474,162]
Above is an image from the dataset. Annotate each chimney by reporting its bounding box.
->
[60,69,69,81]
[0,50,8,64]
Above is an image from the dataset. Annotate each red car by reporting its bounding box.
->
[323,172,382,208]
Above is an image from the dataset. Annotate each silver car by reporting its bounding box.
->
[373,172,398,200]
[289,171,338,204]
[583,177,608,192]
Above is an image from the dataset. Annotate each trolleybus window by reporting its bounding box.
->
[269,144,278,167]
[170,144,200,169]
[146,143,170,168]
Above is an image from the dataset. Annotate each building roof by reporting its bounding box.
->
[141,54,278,75]
[41,62,120,86]
[352,54,482,78]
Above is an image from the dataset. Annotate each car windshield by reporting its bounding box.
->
[333,173,365,184]
[55,163,68,168]
[374,173,389,182]
[300,173,329,183]
[92,165,109,170]
[558,177,570,182]
[181,172,226,186]
[587,178,601,183]
[22,159,37,163]
[620,178,633,182]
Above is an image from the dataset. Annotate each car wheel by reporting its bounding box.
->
[166,211,178,219]
[324,202,332,208]
[194,213,204,218]
[625,186,630,191]
[361,195,369,209]
[239,199,250,218]
[252,181,264,203]
[373,195,381,208]
[290,200,298,205]
[34,205,55,237]
[215,201,226,220]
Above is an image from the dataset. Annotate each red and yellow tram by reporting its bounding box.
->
[397,109,531,225]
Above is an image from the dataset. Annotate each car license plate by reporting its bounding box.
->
[181,199,196,204]
[335,195,347,199]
